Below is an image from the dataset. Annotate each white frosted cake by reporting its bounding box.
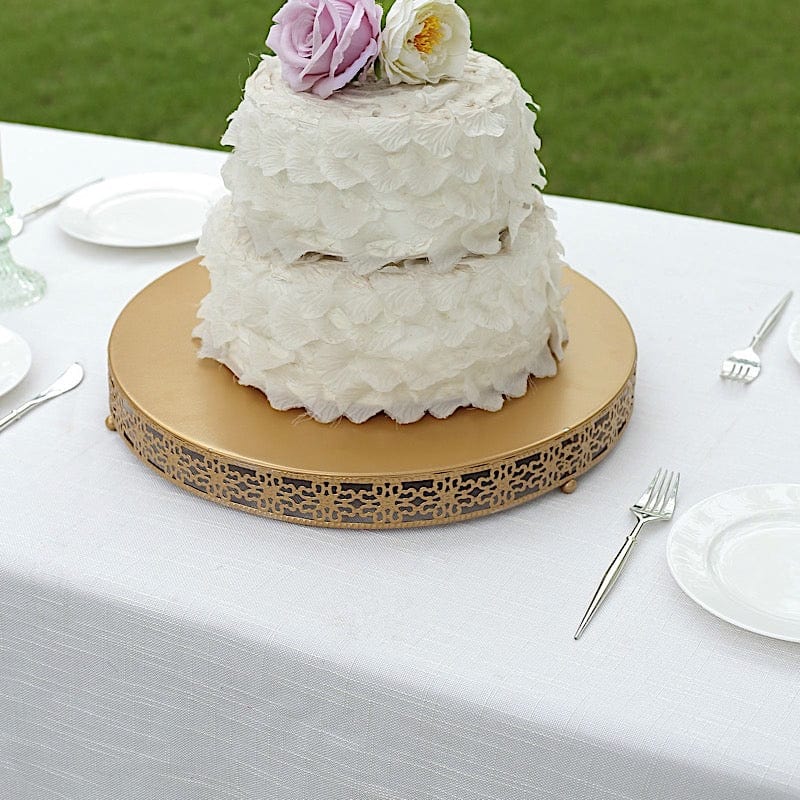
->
[196,0,567,424]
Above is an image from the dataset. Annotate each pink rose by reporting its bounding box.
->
[267,0,383,99]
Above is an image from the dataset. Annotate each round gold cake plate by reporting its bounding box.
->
[107,258,636,529]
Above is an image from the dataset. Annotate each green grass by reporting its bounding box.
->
[2,0,798,232]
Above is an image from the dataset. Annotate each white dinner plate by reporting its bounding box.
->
[0,325,32,398]
[667,484,800,642]
[789,318,800,366]
[57,172,225,247]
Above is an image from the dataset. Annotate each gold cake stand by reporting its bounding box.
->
[107,258,636,529]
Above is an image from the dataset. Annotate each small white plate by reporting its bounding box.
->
[57,172,224,248]
[667,484,800,642]
[789,318,800,366]
[0,325,32,398]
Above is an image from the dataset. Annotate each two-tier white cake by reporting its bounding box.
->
[196,3,567,424]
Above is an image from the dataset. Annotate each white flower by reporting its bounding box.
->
[380,0,471,86]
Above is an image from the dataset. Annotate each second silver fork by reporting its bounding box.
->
[574,468,680,640]
[720,292,793,383]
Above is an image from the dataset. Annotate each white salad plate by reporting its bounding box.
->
[789,318,800,366]
[667,484,800,642]
[57,172,225,248]
[0,325,32,398]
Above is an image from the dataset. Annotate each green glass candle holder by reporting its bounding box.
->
[0,180,46,310]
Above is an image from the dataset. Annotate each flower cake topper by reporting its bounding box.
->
[266,0,472,98]
[266,0,383,99]
[381,0,471,86]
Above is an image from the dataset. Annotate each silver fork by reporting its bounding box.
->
[720,292,793,384]
[574,468,680,640]
[6,177,103,237]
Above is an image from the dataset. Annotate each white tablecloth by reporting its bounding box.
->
[2,121,800,800]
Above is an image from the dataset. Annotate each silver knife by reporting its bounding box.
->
[0,363,85,433]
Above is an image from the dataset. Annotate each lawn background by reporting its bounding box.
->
[2,0,798,233]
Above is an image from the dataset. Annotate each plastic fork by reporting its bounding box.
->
[574,468,680,640]
[720,292,793,384]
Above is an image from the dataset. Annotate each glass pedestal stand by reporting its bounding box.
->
[0,180,46,310]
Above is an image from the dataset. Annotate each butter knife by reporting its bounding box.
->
[0,363,84,433]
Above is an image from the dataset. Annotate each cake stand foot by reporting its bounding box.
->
[105,415,117,432]
[561,478,578,495]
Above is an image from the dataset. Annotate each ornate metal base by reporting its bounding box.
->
[107,259,636,529]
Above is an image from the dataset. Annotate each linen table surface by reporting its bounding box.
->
[1,122,799,800]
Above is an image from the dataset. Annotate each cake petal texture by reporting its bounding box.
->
[197,44,568,424]
[195,192,567,425]
[220,51,545,275]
